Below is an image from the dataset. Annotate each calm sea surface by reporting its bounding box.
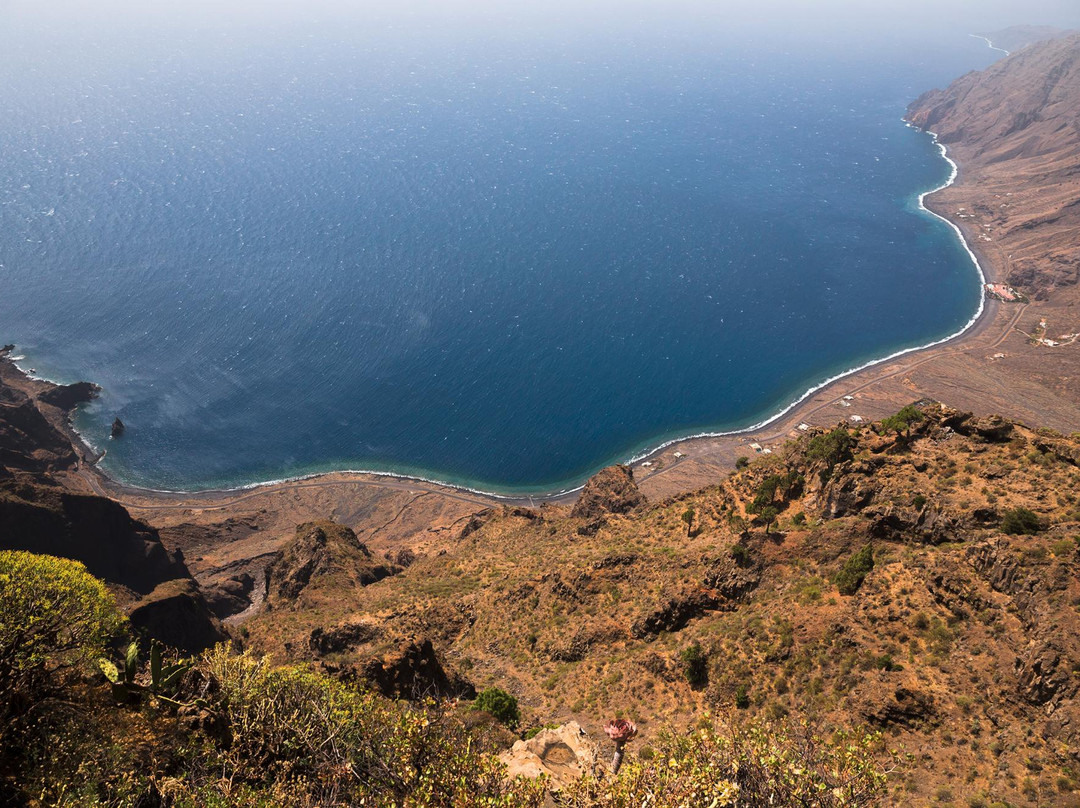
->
[0,6,998,493]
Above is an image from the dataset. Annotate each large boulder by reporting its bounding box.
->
[127,578,228,654]
[570,465,646,521]
[499,722,603,789]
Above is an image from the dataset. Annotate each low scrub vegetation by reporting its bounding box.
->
[0,550,901,806]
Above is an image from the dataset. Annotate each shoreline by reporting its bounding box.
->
[2,123,993,507]
[4,122,998,509]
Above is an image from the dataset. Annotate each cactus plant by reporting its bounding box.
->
[99,640,192,706]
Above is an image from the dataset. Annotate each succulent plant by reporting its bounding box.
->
[99,640,191,707]
[603,718,637,773]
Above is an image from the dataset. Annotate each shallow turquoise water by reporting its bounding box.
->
[0,5,998,493]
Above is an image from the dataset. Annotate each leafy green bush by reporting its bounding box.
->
[0,550,124,736]
[1001,507,1042,535]
[561,714,897,808]
[473,685,521,729]
[680,642,708,688]
[880,404,924,438]
[735,684,751,709]
[806,427,855,475]
[912,494,927,510]
[835,544,874,596]
[196,647,543,806]
[735,456,750,470]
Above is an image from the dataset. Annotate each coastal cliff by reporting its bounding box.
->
[908,32,1080,302]
[5,33,1080,808]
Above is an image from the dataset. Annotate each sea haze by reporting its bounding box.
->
[0,3,999,493]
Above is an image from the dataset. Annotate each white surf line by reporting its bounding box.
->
[622,124,989,470]
[970,34,1010,56]
[2,119,991,504]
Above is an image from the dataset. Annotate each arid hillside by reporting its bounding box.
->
[242,405,1080,807]
[909,33,1080,307]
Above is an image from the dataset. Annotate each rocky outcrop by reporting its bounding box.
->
[0,395,81,473]
[0,482,191,596]
[265,521,399,606]
[862,684,935,729]
[571,465,646,521]
[543,620,625,663]
[1016,638,1079,706]
[202,573,256,620]
[498,722,603,789]
[126,579,228,654]
[37,381,100,411]
[361,638,474,701]
[631,588,721,638]
[309,620,380,656]
[110,418,125,438]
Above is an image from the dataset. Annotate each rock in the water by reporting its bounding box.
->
[111,418,125,438]
[570,465,646,520]
[498,722,602,789]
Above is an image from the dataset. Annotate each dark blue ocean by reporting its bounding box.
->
[0,3,1004,493]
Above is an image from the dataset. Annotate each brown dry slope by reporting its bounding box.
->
[909,32,1080,305]
[240,405,1080,806]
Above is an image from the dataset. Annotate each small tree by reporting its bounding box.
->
[0,551,124,736]
[806,427,855,474]
[835,544,874,596]
[681,506,695,537]
[735,456,750,470]
[1001,507,1042,535]
[758,505,780,534]
[880,404,924,440]
[680,642,708,688]
[473,686,520,729]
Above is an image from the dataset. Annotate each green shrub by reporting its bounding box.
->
[1001,507,1042,535]
[1051,537,1079,557]
[835,544,874,596]
[0,550,124,736]
[735,456,750,470]
[561,714,896,808]
[734,684,751,709]
[806,427,855,472]
[791,511,807,526]
[731,543,752,566]
[198,647,543,806]
[880,405,924,438]
[912,494,927,510]
[680,642,708,688]
[473,686,521,729]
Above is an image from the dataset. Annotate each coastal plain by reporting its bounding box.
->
[3,25,1080,808]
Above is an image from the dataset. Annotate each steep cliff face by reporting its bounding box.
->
[907,34,1080,301]
[0,354,226,651]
